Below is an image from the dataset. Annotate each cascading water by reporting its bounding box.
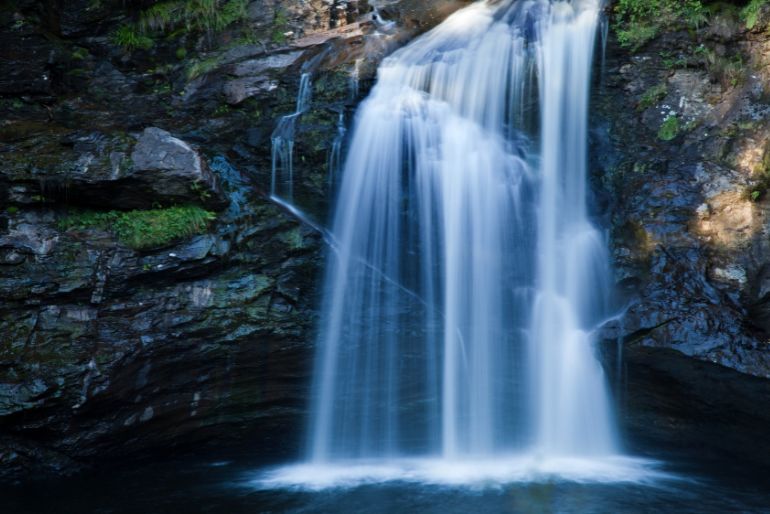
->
[262,0,661,487]
[271,72,313,201]
[530,0,616,456]
[328,112,347,187]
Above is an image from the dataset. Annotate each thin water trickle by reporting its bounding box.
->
[271,73,313,200]
[328,112,347,187]
[289,0,648,485]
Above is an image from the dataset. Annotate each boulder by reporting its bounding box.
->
[0,128,225,211]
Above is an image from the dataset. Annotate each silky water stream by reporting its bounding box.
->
[4,2,770,512]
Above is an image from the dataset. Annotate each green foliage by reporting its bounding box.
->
[614,0,707,51]
[6,206,19,215]
[658,50,689,69]
[704,50,745,88]
[112,0,248,52]
[176,47,187,59]
[138,0,248,36]
[213,104,232,117]
[638,82,668,111]
[187,55,221,80]
[71,47,89,60]
[683,1,709,30]
[112,24,154,51]
[59,206,216,250]
[139,1,180,33]
[272,9,289,44]
[741,0,768,29]
[658,115,680,141]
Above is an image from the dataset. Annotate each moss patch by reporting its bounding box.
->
[59,206,216,250]
[658,115,680,141]
[638,82,668,111]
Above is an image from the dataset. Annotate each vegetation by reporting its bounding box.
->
[749,148,770,201]
[138,0,248,36]
[657,115,680,141]
[272,9,290,44]
[186,55,221,80]
[59,206,216,250]
[111,24,154,51]
[113,0,249,52]
[704,50,745,88]
[638,82,668,111]
[71,47,89,60]
[614,0,707,50]
[742,0,768,29]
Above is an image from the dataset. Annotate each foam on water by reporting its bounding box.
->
[253,456,673,491]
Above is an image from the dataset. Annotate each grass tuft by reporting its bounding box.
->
[112,24,154,51]
[59,206,216,250]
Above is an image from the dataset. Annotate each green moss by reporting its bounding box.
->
[280,228,305,250]
[213,104,232,117]
[6,206,18,215]
[71,47,89,60]
[614,0,707,51]
[658,115,680,141]
[638,82,668,111]
[658,50,690,70]
[187,55,221,80]
[112,24,154,51]
[59,206,216,250]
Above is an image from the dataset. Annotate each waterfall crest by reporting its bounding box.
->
[309,0,617,465]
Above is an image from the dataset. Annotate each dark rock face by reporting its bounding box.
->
[0,159,323,480]
[0,128,224,210]
[595,11,770,378]
[4,0,770,484]
[607,343,770,473]
[129,127,224,208]
[0,0,472,481]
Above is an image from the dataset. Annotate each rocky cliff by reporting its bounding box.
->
[596,1,770,468]
[0,0,471,480]
[2,0,770,483]
[597,2,770,377]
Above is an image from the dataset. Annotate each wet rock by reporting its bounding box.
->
[0,32,55,95]
[222,51,303,104]
[0,128,225,210]
[0,189,323,481]
[129,127,223,208]
[596,17,770,378]
[0,0,505,483]
[609,343,770,472]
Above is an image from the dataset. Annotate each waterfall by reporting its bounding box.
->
[328,112,347,187]
[271,72,313,201]
[296,0,631,479]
